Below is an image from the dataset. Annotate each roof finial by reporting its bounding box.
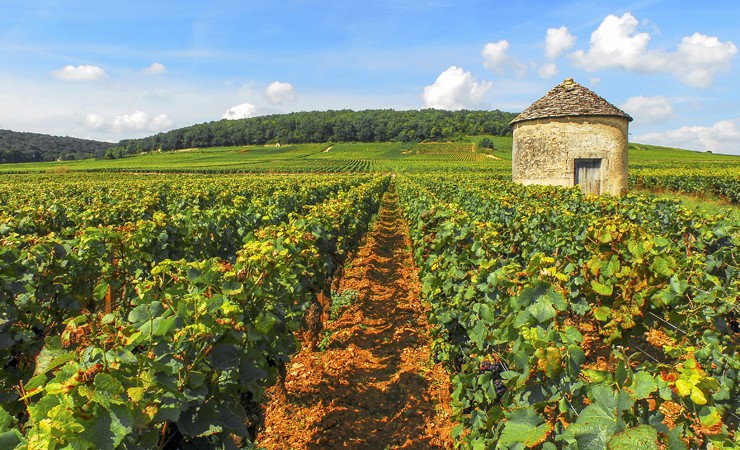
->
[563,78,574,85]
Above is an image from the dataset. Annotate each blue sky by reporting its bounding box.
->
[1,0,739,154]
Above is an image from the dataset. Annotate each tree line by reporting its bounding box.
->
[106,109,517,158]
[0,109,518,163]
[0,130,114,163]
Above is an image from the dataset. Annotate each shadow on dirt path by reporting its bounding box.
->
[258,180,454,449]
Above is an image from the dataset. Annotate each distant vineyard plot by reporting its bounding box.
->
[0,141,512,174]
[1,139,738,203]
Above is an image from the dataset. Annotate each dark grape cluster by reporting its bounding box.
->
[494,378,507,398]
[432,348,464,372]
[5,355,19,369]
[453,355,465,372]
[433,351,442,364]
[479,360,494,373]
[479,359,507,399]
[730,318,739,334]
[479,360,505,375]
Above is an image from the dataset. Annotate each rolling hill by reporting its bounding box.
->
[0,129,114,163]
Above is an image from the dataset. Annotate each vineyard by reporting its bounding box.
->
[399,173,739,448]
[630,169,740,205]
[0,172,389,448]
[0,142,510,175]
[0,142,739,449]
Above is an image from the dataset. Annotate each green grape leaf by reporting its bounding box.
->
[517,282,551,306]
[591,280,613,296]
[254,311,278,334]
[593,306,612,322]
[209,344,240,370]
[650,256,675,278]
[630,371,657,400]
[187,267,203,281]
[499,407,552,447]
[128,302,164,325]
[177,403,222,438]
[675,379,692,397]
[0,408,13,431]
[79,405,133,449]
[0,429,25,449]
[561,386,633,448]
[94,279,110,301]
[33,336,73,377]
[608,425,658,450]
[138,315,176,337]
[528,298,556,323]
[221,280,243,295]
[690,386,707,405]
[152,393,183,423]
[598,230,613,244]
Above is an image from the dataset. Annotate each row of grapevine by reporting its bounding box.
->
[0,165,385,176]
[398,174,738,449]
[0,174,389,448]
[630,171,740,204]
[0,173,368,236]
[307,159,385,172]
[0,174,366,398]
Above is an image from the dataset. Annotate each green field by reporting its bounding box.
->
[1,138,738,174]
[2,138,738,212]
[0,141,509,174]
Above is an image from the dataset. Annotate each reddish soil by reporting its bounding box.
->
[257,183,454,449]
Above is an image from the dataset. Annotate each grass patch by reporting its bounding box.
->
[316,289,360,352]
[317,330,333,352]
[329,289,358,321]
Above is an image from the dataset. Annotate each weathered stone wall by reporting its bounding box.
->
[512,115,629,195]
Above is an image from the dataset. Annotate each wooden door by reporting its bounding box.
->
[574,158,602,195]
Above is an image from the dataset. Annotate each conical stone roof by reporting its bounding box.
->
[510,78,633,125]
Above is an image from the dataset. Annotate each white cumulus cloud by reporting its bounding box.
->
[84,113,107,130]
[111,111,151,131]
[222,103,258,120]
[142,62,167,75]
[570,13,737,87]
[84,111,173,133]
[571,13,662,71]
[539,27,576,79]
[620,96,673,123]
[635,119,740,155]
[482,40,526,77]
[51,64,107,81]
[545,26,576,60]
[538,62,559,79]
[148,113,174,130]
[264,81,296,104]
[423,66,492,110]
[674,33,738,87]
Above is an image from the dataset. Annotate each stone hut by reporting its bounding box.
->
[510,78,633,195]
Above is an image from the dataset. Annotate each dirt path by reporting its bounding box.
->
[257,182,454,449]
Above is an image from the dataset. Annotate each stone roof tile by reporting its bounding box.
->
[510,78,633,125]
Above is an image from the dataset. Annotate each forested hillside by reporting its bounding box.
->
[0,109,518,162]
[0,130,114,163]
[107,109,517,158]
